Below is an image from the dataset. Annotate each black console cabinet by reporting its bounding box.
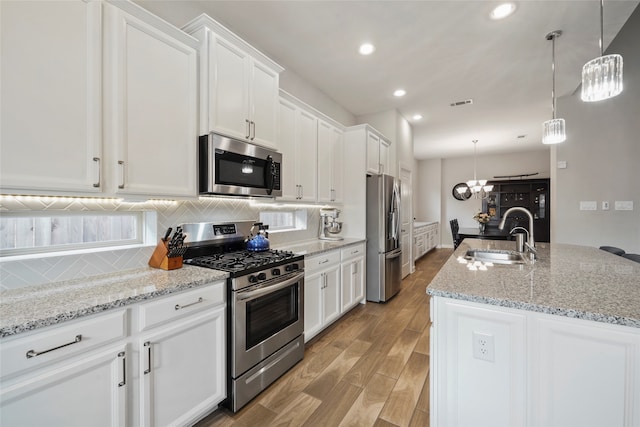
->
[482,178,550,242]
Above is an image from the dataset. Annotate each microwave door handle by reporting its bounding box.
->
[264,155,275,195]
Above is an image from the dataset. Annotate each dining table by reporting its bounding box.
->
[458,227,512,241]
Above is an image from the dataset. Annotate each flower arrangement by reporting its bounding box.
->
[473,212,491,224]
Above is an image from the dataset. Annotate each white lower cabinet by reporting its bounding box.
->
[0,311,128,427]
[1,281,226,427]
[304,244,366,342]
[340,243,365,313]
[304,251,341,341]
[139,307,225,427]
[431,296,640,427]
[136,282,226,427]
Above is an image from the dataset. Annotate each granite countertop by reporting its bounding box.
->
[414,221,438,228]
[0,266,228,338]
[427,239,640,328]
[272,238,366,256]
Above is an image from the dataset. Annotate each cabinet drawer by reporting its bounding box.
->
[341,243,365,262]
[1,309,127,379]
[138,282,225,331]
[305,250,341,275]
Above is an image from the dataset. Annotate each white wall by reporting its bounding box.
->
[417,150,550,247]
[280,68,356,126]
[554,7,640,253]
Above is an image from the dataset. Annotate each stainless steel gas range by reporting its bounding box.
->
[180,221,304,412]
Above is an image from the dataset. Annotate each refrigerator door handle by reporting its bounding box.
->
[385,248,402,259]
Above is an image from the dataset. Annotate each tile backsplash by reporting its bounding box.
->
[0,196,322,289]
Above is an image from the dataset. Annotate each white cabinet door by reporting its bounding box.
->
[340,257,364,313]
[250,59,279,148]
[323,265,341,326]
[209,35,251,141]
[296,109,318,202]
[0,345,126,427]
[366,131,381,174]
[380,139,390,175]
[304,271,324,341]
[104,4,198,198]
[277,98,299,200]
[0,0,102,195]
[139,307,225,427]
[317,121,343,203]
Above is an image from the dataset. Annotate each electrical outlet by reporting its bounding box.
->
[602,201,610,210]
[472,332,495,362]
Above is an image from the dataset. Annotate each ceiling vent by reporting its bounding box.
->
[450,99,473,107]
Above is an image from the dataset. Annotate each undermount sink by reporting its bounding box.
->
[465,249,526,265]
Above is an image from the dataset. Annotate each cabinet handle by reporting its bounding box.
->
[118,351,126,387]
[245,119,251,139]
[250,121,256,140]
[299,185,303,199]
[93,157,101,188]
[319,259,329,265]
[351,249,359,254]
[118,160,125,189]
[175,297,203,311]
[144,341,152,374]
[26,334,82,359]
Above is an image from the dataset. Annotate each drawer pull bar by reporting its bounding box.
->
[175,297,203,311]
[319,259,329,264]
[118,351,126,387]
[26,334,82,359]
[144,341,152,374]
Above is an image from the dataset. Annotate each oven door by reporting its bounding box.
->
[231,271,304,377]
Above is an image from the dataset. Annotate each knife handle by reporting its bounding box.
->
[163,228,173,242]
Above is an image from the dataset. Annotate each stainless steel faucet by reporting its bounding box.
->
[499,207,537,259]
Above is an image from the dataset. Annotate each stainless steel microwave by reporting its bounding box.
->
[199,133,282,197]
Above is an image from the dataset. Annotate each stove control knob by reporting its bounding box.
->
[257,272,267,281]
[272,268,281,276]
[249,275,258,283]
[285,263,299,272]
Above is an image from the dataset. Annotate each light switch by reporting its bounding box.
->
[557,161,567,169]
[615,201,634,211]
[580,201,597,211]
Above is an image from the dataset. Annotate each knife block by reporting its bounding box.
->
[148,239,183,270]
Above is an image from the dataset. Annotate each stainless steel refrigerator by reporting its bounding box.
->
[366,174,402,302]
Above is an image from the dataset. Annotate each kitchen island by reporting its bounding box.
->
[427,239,640,427]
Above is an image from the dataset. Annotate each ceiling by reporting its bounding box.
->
[135,0,638,159]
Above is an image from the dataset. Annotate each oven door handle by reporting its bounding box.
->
[237,272,304,302]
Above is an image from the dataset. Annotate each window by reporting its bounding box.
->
[259,209,307,232]
[0,212,143,256]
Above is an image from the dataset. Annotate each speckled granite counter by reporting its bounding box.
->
[427,239,640,328]
[273,238,366,256]
[0,266,228,338]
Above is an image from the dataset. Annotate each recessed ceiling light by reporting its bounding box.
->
[490,3,516,20]
[393,89,406,97]
[412,114,423,120]
[359,43,375,55]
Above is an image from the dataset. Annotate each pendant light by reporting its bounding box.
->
[542,30,566,145]
[581,0,623,102]
[457,140,493,199]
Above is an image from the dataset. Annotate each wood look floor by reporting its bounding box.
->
[196,248,453,427]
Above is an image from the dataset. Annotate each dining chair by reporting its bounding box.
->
[450,219,461,250]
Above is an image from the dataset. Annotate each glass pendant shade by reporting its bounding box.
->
[581,54,623,102]
[542,118,566,144]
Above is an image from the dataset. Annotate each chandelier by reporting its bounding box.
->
[457,140,493,199]
[542,30,566,144]
[581,0,623,102]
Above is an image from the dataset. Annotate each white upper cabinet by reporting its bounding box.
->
[0,0,102,195]
[366,130,391,175]
[277,96,318,202]
[317,120,343,203]
[183,15,283,150]
[103,2,198,198]
[0,0,199,199]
